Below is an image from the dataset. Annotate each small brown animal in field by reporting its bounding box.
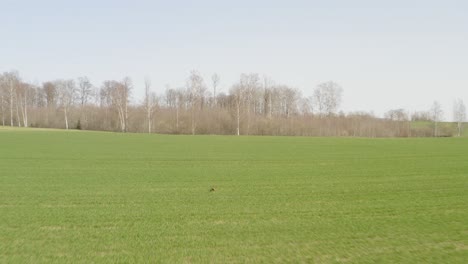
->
[209,187,216,192]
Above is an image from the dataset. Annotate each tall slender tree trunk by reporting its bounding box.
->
[269,95,272,119]
[80,104,86,129]
[104,107,109,130]
[10,90,14,126]
[246,102,250,135]
[19,100,26,127]
[213,87,216,107]
[1,95,4,126]
[64,107,69,130]
[23,95,28,127]
[236,102,240,136]
[191,111,195,135]
[19,94,28,127]
[176,106,179,132]
[124,102,128,133]
[147,109,151,133]
[46,106,50,126]
[15,96,21,127]
[118,107,125,132]
[191,103,195,135]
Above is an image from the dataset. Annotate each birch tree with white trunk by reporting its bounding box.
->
[211,73,220,107]
[430,101,443,137]
[453,99,466,137]
[57,79,76,130]
[230,83,245,136]
[16,82,30,127]
[187,71,206,135]
[104,78,132,132]
[0,77,5,126]
[2,72,20,126]
[143,78,157,133]
[239,73,260,135]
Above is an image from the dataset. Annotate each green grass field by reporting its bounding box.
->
[410,121,468,137]
[1,128,467,263]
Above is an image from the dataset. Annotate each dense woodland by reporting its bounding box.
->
[0,70,466,137]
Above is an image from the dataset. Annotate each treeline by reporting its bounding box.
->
[0,70,466,137]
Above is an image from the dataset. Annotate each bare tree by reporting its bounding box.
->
[0,95,4,126]
[15,86,21,127]
[211,73,220,107]
[229,74,260,136]
[5,69,466,138]
[187,71,206,135]
[43,81,57,107]
[103,78,132,132]
[430,101,443,137]
[77,77,93,107]
[411,111,431,121]
[16,82,31,127]
[385,109,408,121]
[0,76,5,126]
[164,86,177,131]
[57,80,76,130]
[280,86,301,118]
[77,77,93,127]
[143,77,157,133]
[453,99,466,137]
[175,87,185,132]
[299,97,313,116]
[98,83,112,129]
[42,81,58,126]
[262,76,273,118]
[121,77,132,133]
[230,84,245,136]
[240,73,260,135]
[164,86,186,132]
[385,109,410,137]
[2,72,20,126]
[313,81,343,117]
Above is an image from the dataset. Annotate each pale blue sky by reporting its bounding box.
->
[1,0,467,119]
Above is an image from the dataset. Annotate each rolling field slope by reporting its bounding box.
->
[0,128,467,263]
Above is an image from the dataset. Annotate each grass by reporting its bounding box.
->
[0,128,467,263]
[410,121,468,136]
